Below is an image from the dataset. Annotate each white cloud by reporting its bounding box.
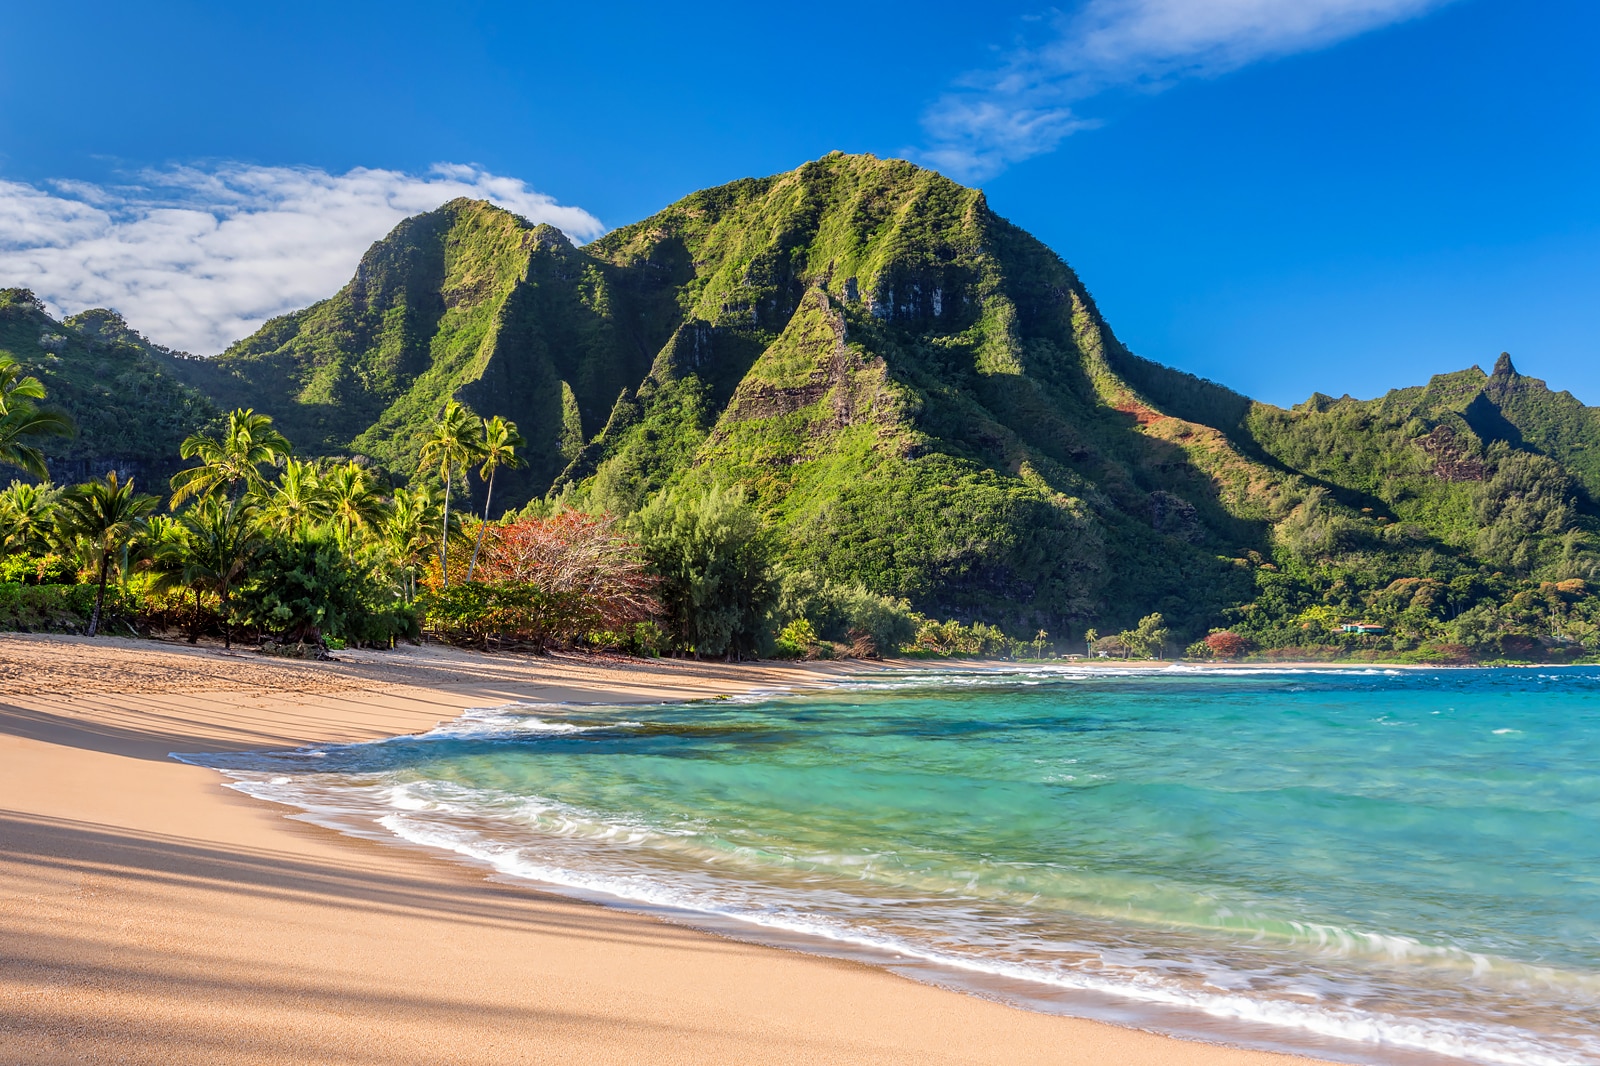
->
[0,163,605,355]
[919,0,1457,181]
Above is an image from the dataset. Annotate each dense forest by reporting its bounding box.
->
[3,152,1598,662]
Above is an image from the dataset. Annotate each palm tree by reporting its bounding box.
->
[418,400,481,587]
[55,471,159,637]
[465,415,524,580]
[259,457,328,535]
[141,515,201,641]
[0,479,60,554]
[323,459,387,559]
[170,408,292,507]
[383,484,438,603]
[176,496,264,649]
[0,353,74,478]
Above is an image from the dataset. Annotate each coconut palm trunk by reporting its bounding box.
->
[466,467,495,581]
[88,551,111,637]
[60,472,157,640]
[422,401,486,591]
[463,415,523,583]
[440,466,452,587]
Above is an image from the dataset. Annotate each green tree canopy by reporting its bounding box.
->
[0,479,60,554]
[259,458,329,535]
[633,483,776,659]
[169,408,292,507]
[322,459,387,558]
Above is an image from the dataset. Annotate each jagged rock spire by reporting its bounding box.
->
[1493,352,1517,378]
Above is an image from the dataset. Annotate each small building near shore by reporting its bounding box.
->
[1340,623,1386,635]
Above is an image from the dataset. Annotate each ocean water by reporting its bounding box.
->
[182,666,1600,1065]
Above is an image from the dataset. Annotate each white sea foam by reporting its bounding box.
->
[373,804,1595,1066]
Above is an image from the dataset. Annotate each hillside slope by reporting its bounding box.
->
[161,198,676,509]
[0,290,217,485]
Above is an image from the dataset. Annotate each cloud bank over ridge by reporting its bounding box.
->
[919,0,1456,180]
[0,163,604,355]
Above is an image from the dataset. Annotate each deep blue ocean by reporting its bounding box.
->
[184,666,1600,1065]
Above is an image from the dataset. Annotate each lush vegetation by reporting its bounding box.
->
[0,375,1014,658]
[0,293,218,480]
[8,153,1600,662]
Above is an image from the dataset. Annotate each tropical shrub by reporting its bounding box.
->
[0,553,74,585]
[775,568,919,656]
[634,484,776,658]
[231,531,414,647]
[479,512,658,623]
[0,581,130,632]
[423,511,659,648]
[581,620,672,657]
[1202,630,1252,659]
[774,618,824,659]
[421,581,583,647]
[908,618,1009,656]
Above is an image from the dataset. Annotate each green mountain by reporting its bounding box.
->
[10,153,1600,644]
[1244,354,1600,562]
[171,153,1326,632]
[159,196,672,511]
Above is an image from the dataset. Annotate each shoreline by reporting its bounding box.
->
[0,634,1351,1064]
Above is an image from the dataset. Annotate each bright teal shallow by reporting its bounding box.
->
[189,667,1600,1066]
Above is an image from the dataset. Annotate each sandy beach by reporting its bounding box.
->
[0,635,1332,1065]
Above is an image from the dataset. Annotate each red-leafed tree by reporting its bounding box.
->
[483,513,659,627]
[424,512,660,647]
[1203,630,1252,660]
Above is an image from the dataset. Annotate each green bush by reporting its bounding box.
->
[581,620,672,657]
[420,581,589,648]
[0,553,75,585]
[776,569,919,656]
[773,617,821,659]
[0,581,130,631]
[232,533,415,647]
[633,483,777,658]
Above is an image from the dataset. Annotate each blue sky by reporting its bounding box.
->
[1,0,1595,406]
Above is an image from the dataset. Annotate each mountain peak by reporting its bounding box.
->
[136,155,1600,635]
[1493,352,1517,378]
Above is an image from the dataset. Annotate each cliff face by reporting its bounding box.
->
[17,153,1600,632]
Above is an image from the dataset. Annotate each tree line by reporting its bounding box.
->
[0,355,1048,660]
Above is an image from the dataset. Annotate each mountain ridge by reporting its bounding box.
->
[6,152,1599,644]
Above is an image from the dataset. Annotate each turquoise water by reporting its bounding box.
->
[187,666,1600,1065]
